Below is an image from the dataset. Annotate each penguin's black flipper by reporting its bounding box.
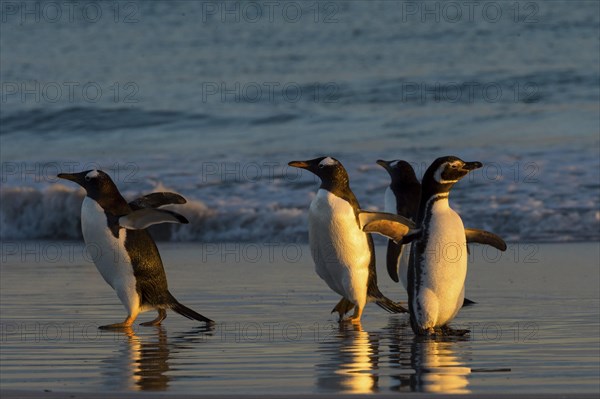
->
[119,208,189,230]
[363,220,419,245]
[129,192,187,210]
[386,239,402,283]
[465,228,507,251]
[169,296,213,324]
[358,211,416,231]
[359,210,417,244]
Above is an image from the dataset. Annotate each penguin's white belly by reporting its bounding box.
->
[80,197,140,314]
[308,189,370,305]
[416,201,467,328]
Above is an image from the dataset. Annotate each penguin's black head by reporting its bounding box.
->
[289,156,359,206]
[376,159,419,185]
[58,170,126,209]
[423,156,482,193]
[288,156,349,184]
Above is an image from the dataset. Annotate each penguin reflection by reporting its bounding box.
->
[387,319,471,394]
[101,325,212,391]
[101,327,171,391]
[411,338,471,393]
[316,323,379,394]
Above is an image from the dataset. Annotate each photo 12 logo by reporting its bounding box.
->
[200,1,340,23]
[398,81,540,104]
[1,82,140,104]
[200,82,339,104]
[198,161,314,184]
[199,242,303,264]
[1,1,140,23]
[400,1,540,23]
[1,162,139,184]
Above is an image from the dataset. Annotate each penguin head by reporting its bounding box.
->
[423,156,482,192]
[376,159,419,186]
[58,169,126,209]
[288,157,349,186]
[289,157,360,207]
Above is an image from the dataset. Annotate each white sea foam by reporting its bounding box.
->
[1,152,598,244]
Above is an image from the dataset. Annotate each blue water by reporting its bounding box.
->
[1,0,599,243]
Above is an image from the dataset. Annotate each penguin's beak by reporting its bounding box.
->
[376,159,392,171]
[57,172,84,185]
[288,160,311,170]
[461,161,483,171]
[288,158,327,175]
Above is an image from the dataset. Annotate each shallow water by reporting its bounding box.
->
[1,241,598,394]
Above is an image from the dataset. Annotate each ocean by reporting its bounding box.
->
[1,0,599,244]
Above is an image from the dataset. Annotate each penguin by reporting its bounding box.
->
[362,156,506,335]
[288,156,407,323]
[376,159,485,307]
[58,170,213,329]
[376,159,421,286]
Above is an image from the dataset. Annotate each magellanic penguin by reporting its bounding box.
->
[362,156,506,336]
[376,159,485,307]
[288,157,407,323]
[58,170,213,329]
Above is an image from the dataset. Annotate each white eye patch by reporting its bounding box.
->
[433,163,447,183]
[86,170,99,179]
[434,162,461,184]
[319,157,337,167]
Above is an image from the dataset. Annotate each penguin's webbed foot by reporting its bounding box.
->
[139,320,162,327]
[441,325,470,337]
[332,298,355,322]
[99,315,135,330]
[341,316,362,325]
[416,325,470,337]
[416,327,438,337]
[339,306,363,324]
[140,308,167,327]
[99,325,128,330]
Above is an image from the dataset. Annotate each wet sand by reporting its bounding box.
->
[1,241,598,395]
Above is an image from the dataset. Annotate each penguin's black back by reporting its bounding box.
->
[389,161,421,220]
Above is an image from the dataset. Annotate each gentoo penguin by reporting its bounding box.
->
[58,170,213,329]
[288,157,407,323]
[362,156,506,335]
[376,159,421,286]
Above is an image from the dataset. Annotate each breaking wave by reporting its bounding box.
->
[1,178,598,243]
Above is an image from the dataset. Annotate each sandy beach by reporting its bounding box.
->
[1,241,598,396]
